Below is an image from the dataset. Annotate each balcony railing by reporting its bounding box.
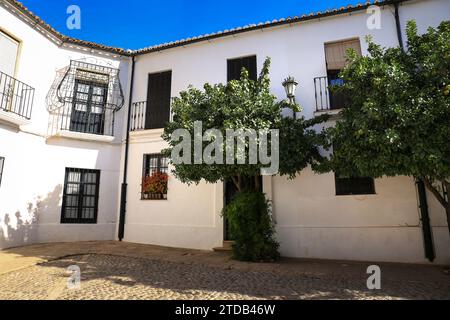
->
[48,102,117,138]
[314,76,350,112]
[0,70,34,120]
[130,99,174,132]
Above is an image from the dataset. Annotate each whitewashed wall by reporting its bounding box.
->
[0,5,130,249]
[125,0,450,264]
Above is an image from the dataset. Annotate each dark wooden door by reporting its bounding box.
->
[145,71,172,129]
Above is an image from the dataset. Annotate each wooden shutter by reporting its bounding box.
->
[325,39,361,70]
[0,31,19,76]
[227,55,257,82]
[146,71,172,129]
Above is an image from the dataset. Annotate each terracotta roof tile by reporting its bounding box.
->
[2,0,410,57]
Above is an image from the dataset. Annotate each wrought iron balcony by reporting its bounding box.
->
[130,99,174,132]
[314,76,350,112]
[0,70,34,121]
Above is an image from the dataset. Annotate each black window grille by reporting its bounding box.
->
[142,154,169,200]
[70,79,108,135]
[61,168,100,224]
[335,173,375,196]
[227,55,257,82]
[0,157,4,187]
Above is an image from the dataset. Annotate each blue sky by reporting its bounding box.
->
[20,0,364,50]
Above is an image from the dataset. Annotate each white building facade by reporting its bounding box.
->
[0,0,449,264]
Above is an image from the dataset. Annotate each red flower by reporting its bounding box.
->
[142,172,168,194]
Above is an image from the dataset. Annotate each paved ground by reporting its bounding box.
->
[0,241,449,300]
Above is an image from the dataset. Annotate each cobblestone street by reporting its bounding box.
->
[0,242,449,300]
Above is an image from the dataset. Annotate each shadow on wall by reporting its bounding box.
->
[0,185,62,249]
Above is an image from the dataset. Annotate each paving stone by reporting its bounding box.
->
[0,254,448,300]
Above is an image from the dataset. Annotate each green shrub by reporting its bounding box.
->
[223,190,280,262]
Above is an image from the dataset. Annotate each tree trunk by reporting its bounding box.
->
[422,177,450,234]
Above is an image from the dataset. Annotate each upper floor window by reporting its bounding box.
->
[227,55,257,82]
[0,157,4,187]
[0,30,19,77]
[324,39,361,110]
[46,60,125,138]
[145,71,172,130]
[70,79,108,135]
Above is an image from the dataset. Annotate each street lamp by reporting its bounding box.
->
[282,76,298,104]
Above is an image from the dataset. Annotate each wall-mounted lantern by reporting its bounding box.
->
[282,76,298,104]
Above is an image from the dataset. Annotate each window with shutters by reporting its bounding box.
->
[146,71,172,129]
[227,55,257,82]
[0,30,19,77]
[324,38,361,110]
[61,168,100,224]
[0,157,4,188]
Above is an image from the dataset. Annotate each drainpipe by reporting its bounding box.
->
[393,1,405,51]
[392,1,436,262]
[416,179,435,262]
[118,54,136,241]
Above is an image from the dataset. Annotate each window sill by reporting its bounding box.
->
[0,110,31,128]
[51,129,115,143]
[335,193,377,197]
[141,193,168,201]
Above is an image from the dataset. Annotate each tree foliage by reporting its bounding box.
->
[163,57,328,190]
[326,21,450,227]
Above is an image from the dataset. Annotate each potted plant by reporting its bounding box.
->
[141,172,168,199]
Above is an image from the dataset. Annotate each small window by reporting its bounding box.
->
[227,55,257,82]
[335,173,375,196]
[61,168,100,224]
[0,157,5,187]
[142,154,169,200]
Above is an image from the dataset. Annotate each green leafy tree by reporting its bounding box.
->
[162,57,328,260]
[326,21,450,231]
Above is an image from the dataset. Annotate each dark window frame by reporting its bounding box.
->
[142,154,169,200]
[145,70,172,130]
[61,168,100,224]
[70,79,108,135]
[227,55,257,82]
[335,173,376,196]
[0,157,4,187]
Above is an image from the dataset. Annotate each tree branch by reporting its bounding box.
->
[230,176,240,192]
[422,177,448,208]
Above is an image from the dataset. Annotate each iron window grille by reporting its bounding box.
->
[61,168,100,224]
[0,157,4,187]
[335,173,375,196]
[142,154,169,200]
[46,59,125,137]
